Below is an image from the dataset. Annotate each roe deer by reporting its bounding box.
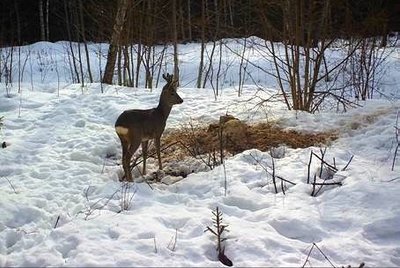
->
[115,73,183,182]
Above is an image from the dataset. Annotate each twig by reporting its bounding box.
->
[153,236,158,253]
[312,152,338,172]
[383,177,400,182]
[119,182,136,212]
[392,111,400,171]
[276,175,296,185]
[101,156,107,174]
[313,243,336,268]
[222,161,228,196]
[271,157,278,194]
[249,153,296,188]
[78,186,120,220]
[167,228,178,252]
[307,151,313,184]
[54,215,60,229]
[342,155,354,171]
[319,147,328,178]
[302,243,336,268]
[312,182,342,186]
[219,123,228,196]
[311,174,318,196]
[281,177,286,195]
[302,243,316,268]
[2,177,17,193]
[392,142,399,171]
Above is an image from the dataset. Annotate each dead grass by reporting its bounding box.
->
[160,119,337,162]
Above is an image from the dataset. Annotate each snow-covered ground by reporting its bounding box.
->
[0,39,400,267]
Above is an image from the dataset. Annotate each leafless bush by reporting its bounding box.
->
[346,36,393,101]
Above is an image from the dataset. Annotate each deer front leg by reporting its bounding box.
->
[155,137,162,170]
[141,141,148,175]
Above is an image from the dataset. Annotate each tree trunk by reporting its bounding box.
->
[196,0,206,88]
[64,0,80,83]
[39,0,46,41]
[102,0,130,85]
[45,0,49,40]
[187,0,192,41]
[79,0,93,83]
[172,0,179,79]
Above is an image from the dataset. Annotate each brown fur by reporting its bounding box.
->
[115,73,183,181]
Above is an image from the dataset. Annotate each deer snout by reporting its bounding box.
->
[177,96,183,104]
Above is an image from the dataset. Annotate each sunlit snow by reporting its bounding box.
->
[0,39,399,266]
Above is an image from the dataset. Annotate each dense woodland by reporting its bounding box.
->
[1,0,400,46]
[1,0,399,112]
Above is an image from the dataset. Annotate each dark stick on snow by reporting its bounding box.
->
[307,151,313,184]
[54,215,60,229]
[342,155,354,171]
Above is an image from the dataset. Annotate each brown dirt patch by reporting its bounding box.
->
[159,116,337,162]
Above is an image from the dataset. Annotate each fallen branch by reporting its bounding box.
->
[311,182,342,186]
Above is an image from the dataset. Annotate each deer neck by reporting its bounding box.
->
[156,97,172,119]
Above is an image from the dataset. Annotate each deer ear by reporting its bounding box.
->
[172,79,179,89]
[163,73,175,83]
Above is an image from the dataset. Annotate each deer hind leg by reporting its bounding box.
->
[121,141,132,182]
[117,129,140,182]
[141,141,148,175]
[117,135,131,182]
[125,139,141,182]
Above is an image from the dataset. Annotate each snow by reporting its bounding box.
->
[1,39,400,267]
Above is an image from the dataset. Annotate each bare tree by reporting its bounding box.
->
[102,0,132,84]
[256,0,360,112]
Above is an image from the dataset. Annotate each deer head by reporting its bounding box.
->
[161,73,183,106]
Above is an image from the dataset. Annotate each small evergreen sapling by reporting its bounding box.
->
[205,206,233,266]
